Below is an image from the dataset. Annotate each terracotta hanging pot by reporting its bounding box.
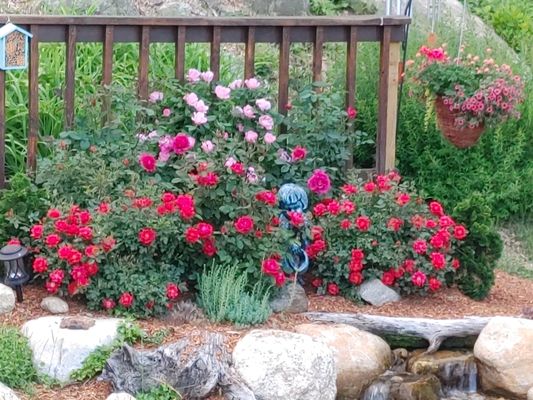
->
[434,96,485,148]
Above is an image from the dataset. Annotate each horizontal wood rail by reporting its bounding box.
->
[0,15,410,188]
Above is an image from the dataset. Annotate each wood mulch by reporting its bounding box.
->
[5,269,533,400]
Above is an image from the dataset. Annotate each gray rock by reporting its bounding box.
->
[0,284,15,315]
[60,316,95,330]
[157,2,195,16]
[0,382,19,400]
[21,316,121,383]
[233,329,336,400]
[358,278,401,306]
[252,0,309,15]
[40,296,69,314]
[269,283,308,313]
[106,393,136,400]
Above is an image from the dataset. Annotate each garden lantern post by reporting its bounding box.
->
[0,244,30,302]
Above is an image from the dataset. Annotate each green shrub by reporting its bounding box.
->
[0,172,48,245]
[197,263,272,326]
[0,325,37,389]
[452,193,503,300]
[137,384,181,400]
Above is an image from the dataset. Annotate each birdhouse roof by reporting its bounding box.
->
[0,22,33,39]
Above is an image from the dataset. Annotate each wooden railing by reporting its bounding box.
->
[0,15,410,188]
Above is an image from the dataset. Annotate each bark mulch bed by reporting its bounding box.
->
[5,269,532,400]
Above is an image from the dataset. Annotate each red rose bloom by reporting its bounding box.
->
[411,214,425,229]
[138,228,157,246]
[101,236,116,252]
[45,234,61,248]
[119,292,134,308]
[326,200,341,216]
[349,259,363,272]
[411,271,427,287]
[349,272,363,285]
[453,225,468,240]
[313,203,327,217]
[102,298,116,310]
[327,282,339,296]
[84,261,99,276]
[429,201,444,217]
[32,257,48,273]
[30,224,44,239]
[45,280,60,294]
[452,258,461,269]
[355,215,371,231]
[291,146,307,162]
[173,134,193,154]
[430,252,446,270]
[311,226,324,240]
[307,169,331,195]
[311,277,323,288]
[403,259,415,273]
[234,216,254,234]
[79,226,93,241]
[363,181,376,193]
[262,258,281,275]
[347,106,357,119]
[274,272,286,287]
[230,162,246,175]
[78,210,92,225]
[166,283,180,300]
[287,211,305,228]
[161,192,176,203]
[387,217,403,232]
[396,193,410,206]
[196,222,214,239]
[341,184,358,195]
[376,175,391,191]
[84,245,99,258]
[429,277,442,291]
[426,219,438,229]
[340,219,351,230]
[133,197,153,209]
[7,238,20,245]
[47,208,61,219]
[139,153,157,173]
[381,271,395,286]
[98,202,111,214]
[202,238,217,256]
[255,191,277,206]
[58,245,73,260]
[341,200,356,215]
[351,248,365,260]
[412,239,427,254]
[49,269,65,284]
[197,172,219,187]
[67,250,82,266]
[185,227,200,244]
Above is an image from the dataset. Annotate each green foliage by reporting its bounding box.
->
[309,0,376,15]
[0,172,48,245]
[197,263,272,326]
[137,384,181,400]
[70,321,169,381]
[0,325,37,389]
[452,193,503,300]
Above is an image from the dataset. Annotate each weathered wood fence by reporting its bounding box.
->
[0,15,410,188]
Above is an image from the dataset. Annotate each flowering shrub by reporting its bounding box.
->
[407,45,524,128]
[307,172,467,298]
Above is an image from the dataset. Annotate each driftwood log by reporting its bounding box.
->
[100,332,255,400]
[305,312,493,354]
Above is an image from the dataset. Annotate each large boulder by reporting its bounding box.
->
[21,316,121,383]
[474,317,533,398]
[232,329,336,400]
[106,393,136,400]
[0,284,15,314]
[0,382,19,400]
[295,323,391,399]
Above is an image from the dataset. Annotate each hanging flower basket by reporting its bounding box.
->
[434,96,485,149]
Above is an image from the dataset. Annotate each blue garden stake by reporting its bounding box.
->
[0,21,33,71]
[277,183,310,283]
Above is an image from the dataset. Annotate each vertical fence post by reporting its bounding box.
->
[0,70,5,188]
[377,27,401,173]
[210,26,221,81]
[345,26,358,170]
[138,26,150,100]
[27,25,39,176]
[244,27,255,79]
[278,27,290,116]
[175,26,186,81]
[102,25,114,123]
[65,25,77,130]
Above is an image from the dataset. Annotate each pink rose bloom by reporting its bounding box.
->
[245,77,260,89]
[258,115,274,130]
[201,71,214,83]
[194,100,209,113]
[245,130,258,143]
[191,112,207,125]
[214,85,231,100]
[159,135,173,153]
[225,157,237,168]
[237,123,244,132]
[255,98,271,111]
[187,68,201,82]
[264,132,277,144]
[201,140,215,153]
[139,153,157,173]
[247,167,259,184]
[243,105,255,119]
[223,131,229,140]
[307,169,331,195]
[229,79,243,89]
[183,92,199,107]
[148,91,163,103]
[162,108,171,117]
[137,133,148,143]
[173,134,195,154]
[158,150,171,162]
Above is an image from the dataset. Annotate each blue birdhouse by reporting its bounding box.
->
[0,22,32,71]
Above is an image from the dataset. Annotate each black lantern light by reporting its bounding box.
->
[0,244,30,302]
